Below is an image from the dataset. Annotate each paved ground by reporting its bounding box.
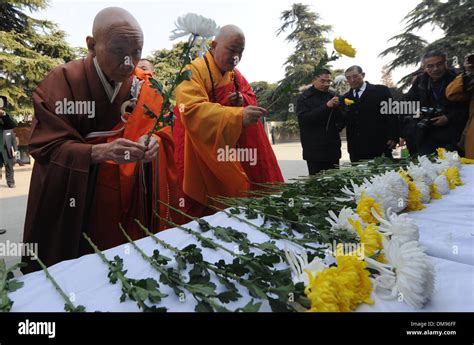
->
[0,141,351,270]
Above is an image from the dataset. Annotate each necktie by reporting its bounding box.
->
[354,88,360,101]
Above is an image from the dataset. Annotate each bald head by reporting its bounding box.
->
[211,25,245,73]
[92,7,142,42]
[215,25,245,43]
[86,7,144,82]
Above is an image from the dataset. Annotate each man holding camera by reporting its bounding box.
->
[402,51,469,155]
[0,96,18,188]
[296,69,344,174]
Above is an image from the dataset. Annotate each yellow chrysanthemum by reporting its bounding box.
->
[344,98,355,106]
[304,255,373,312]
[333,37,357,58]
[430,183,442,200]
[442,166,463,189]
[336,255,374,308]
[436,147,446,160]
[348,218,383,258]
[356,193,383,224]
[399,169,425,211]
[460,157,474,164]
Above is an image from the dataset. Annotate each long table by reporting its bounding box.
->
[9,166,474,312]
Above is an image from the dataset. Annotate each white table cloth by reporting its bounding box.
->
[9,166,474,312]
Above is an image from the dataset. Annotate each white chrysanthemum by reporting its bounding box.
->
[365,171,408,213]
[437,150,462,169]
[408,162,434,186]
[336,178,371,202]
[366,238,435,309]
[284,247,326,286]
[416,181,431,203]
[371,208,419,244]
[169,13,219,56]
[325,207,361,234]
[418,156,441,180]
[434,175,450,195]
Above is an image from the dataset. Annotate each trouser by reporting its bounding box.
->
[0,155,14,185]
[306,160,339,175]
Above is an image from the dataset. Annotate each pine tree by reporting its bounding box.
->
[0,0,77,119]
[380,0,474,87]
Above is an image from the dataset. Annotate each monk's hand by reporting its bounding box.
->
[102,138,147,164]
[243,105,268,127]
[228,92,243,106]
[138,135,159,163]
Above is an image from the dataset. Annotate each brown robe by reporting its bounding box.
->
[23,56,139,273]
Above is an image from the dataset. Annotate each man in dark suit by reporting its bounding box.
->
[343,66,399,162]
[0,96,18,188]
[296,68,344,174]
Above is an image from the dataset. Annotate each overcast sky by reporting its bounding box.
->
[33,0,443,85]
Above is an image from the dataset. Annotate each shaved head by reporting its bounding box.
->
[215,25,245,43]
[92,7,142,42]
[211,25,245,73]
[86,7,144,82]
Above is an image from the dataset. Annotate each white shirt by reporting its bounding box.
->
[353,82,367,98]
[93,56,123,104]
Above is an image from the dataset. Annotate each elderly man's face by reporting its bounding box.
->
[423,56,447,81]
[212,35,245,73]
[345,69,365,89]
[92,26,143,82]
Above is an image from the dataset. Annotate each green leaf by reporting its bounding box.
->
[237,299,262,312]
[6,280,24,292]
[195,300,214,312]
[149,78,165,95]
[217,290,242,303]
[187,283,217,297]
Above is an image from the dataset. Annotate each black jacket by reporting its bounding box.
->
[402,69,469,153]
[296,86,343,161]
[343,82,399,159]
[0,113,17,164]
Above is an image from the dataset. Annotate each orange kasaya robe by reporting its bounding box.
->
[86,68,179,250]
[174,51,283,218]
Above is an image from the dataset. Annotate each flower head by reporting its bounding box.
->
[433,175,450,195]
[325,207,361,234]
[370,238,435,309]
[169,13,219,56]
[356,193,383,224]
[442,166,463,189]
[284,247,325,286]
[371,208,419,244]
[344,98,354,106]
[399,169,425,211]
[333,37,356,58]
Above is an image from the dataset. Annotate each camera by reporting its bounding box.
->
[416,106,443,129]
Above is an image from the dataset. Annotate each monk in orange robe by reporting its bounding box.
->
[174,25,284,218]
[22,7,178,273]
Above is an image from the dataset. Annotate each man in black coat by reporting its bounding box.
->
[296,68,344,174]
[343,65,399,162]
[0,96,18,188]
[401,51,469,155]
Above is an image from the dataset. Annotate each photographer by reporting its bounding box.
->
[0,96,18,188]
[402,51,469,155]
[296,69,344,174]
[446,53,474,159]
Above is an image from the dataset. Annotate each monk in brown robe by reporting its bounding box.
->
[174,25,284,218]
[22,7,178,273]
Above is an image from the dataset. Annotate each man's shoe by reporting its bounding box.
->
[8,183,15,188]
